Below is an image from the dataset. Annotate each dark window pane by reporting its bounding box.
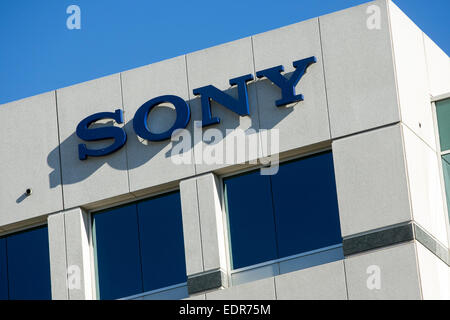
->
[271,152,342,258]
[93,204,143,300]
[436,99,450,151]
[6,226,51,300]
[137,192,187,292]
[224,171,278,269]
[0,238,8,300]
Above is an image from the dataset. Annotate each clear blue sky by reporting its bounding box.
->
[1,0,449,104]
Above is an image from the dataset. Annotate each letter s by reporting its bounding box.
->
[76,109,127,160]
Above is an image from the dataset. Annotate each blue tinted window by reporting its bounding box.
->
[436,99,450,151]
[224,151,342,269]
[93,191,187,299]
[0,238,7,300]
[5,226,51,300]
[436,99,450,224]
[138,192,186,292]
[442,154,450,222]
[271,152,342,258]
[93,204,143,300]
[224,172,278,269]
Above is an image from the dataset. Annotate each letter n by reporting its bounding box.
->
[193,74,253,127]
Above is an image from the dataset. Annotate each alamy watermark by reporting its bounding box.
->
[67,264,81,290]
[366,4,381,30]
[169,121,280,175]
[366,265,381,290]
[66,5,81,30]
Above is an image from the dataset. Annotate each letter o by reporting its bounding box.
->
[133,95,190,141]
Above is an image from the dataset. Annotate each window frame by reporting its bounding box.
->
[431,94,450,249]
[87,186,186,300]
[218,146,344,286]
[0,221,47,239]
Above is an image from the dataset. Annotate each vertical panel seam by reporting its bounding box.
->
[385,0,404,126]
[317,17,333,140]
[4,238,10,299]
[250,36,265,158]
[273,276,278,300]
[342,258,350,300]
[54,90,66,210]
[398,120,415,222]
[412,241,424,299]
[268,176,280,259]
[219,175,233,283]
[135,204,145,293]
[195,179,206,272]
[184,54,198,175]
[119,73,132,194]
[62,213,69,299]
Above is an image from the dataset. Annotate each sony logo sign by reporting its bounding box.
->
[76,56,316,160]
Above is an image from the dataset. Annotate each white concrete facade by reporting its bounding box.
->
[0,0,449,299]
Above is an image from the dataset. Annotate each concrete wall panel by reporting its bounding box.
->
[0,92,63,227]
[321,0,399,138]
[345,242,421,299]
[252,18,330,154]
[180,177,203,276]
[121,56,195,193]
[332,124,411,237]
[402,124,448,245]
[416,241,450,299]
[196,174,227,272]
[186,38,260,174]
[275,260,347,300]
[389,1,436,149]
[423,35,450,98]
[180,173,227,276]
[57,74,130,208]
[64,208,93,300]
[206,277,276,300]
[47,213,68,300]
